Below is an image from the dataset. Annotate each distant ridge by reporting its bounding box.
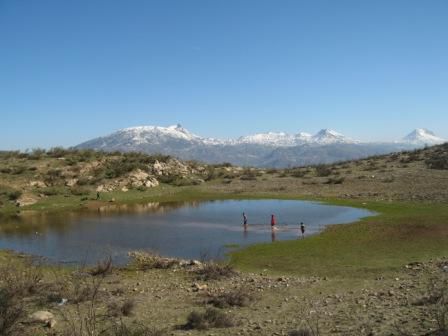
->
[76,126,446,168]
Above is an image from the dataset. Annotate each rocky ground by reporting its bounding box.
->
[2,252,447,336]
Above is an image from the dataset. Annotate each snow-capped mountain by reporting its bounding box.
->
[401,129,445,145]
[76,125,445,168]
[310,129,357,145]
[120,124,202,144]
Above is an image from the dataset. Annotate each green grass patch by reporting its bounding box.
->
[231,200,448,279]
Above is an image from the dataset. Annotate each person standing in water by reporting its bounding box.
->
[271,214,276,228]
[243,212,248,226]
[300,222,305,238]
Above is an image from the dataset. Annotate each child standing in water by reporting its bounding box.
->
[271,214,276,228]
[243,212,248,226]
[300,222,305,238]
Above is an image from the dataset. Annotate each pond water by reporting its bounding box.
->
[0,199,374,264]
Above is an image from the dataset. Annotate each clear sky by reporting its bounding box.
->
[1,0,447,150]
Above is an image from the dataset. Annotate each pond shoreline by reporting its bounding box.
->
[0,197,374,266]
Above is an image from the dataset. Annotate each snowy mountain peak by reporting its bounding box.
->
[402,129,445,145]
[167,124,186,132]
[311,129,355,144]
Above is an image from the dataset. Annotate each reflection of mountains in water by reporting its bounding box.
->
[96,201,202,214]
[0,201,204,237]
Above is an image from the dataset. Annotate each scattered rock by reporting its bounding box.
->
[192,283,208,291]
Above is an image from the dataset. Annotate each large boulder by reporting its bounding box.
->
[16,194,39,207]
[129,169,159,188]
[28,310,56,328]
[152,159,190,177]
[30,181,47,188]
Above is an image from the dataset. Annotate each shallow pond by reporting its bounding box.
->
[0,199,374,264]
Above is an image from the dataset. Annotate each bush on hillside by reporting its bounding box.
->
[41,187,64,196]
[47,147,69,158]
[315,165,332,177]
[426,153,448,170]
[70,186,90,196]
[0,186,22,201]
[10,166,26,175]
[27,148,46,160]
[324,177,345,185]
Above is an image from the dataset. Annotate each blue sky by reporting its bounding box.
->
[1,0,447,149]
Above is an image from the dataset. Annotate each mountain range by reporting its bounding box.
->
[76,126,446,168]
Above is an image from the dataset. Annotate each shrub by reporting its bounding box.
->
[239,168,259,181]
[107,298,136,317]
[290,169,307,178]
[0,264,44,335]
[6,190,21,201]
[44,168,63,184]
[0,167,12,174]
[28,148,46,160]
[70,186,90,196]
[77,177,92,186]
[204,167,218,181]
[10,166,26,175]
[47,147,68,158]
[121,298,136,317]
[324,177,345,185]
[157,175,177,184]
[195,262,237,281]
[89,256,113,276]
[185,308,235,330]
[0,289,24,336]
[207,288,254,308]
[41,187,62,196]
[315,165,332,177]
[426,155,448,170]
[0,186,21,201]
